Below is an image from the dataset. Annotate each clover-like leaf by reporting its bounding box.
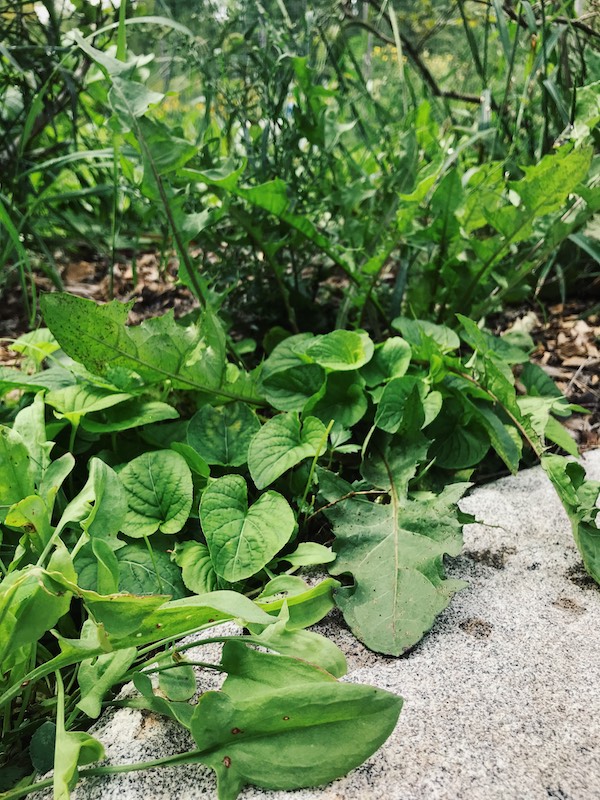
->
[248,413,327,489]
[120,450,193,537]
[200,475,295,582]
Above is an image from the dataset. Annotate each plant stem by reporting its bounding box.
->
[300,419,334,512]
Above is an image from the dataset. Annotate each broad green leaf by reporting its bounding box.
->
[305,372,367,429]
[0,426,34,522]
[360,434,429,498]
[110,591,277,650]
[54,669,105,800]
[275,542,336,567]
[520,362,563,398]
[135,117,197,175]
[246,601,345,676]
[470,402,522,473]
[74,588,169,639]
[544,416,578,457]
[81,459,127,543]
[392,318,459,357]
[41,294,234,400]
[125,307,227,393]
[200,475,295,582]
[81,400,179,433]
[459,162,504,232]
[429,422,490,469]
[109,76,164,126]
[0,548,76,662]
[141,420,189,449]
[191,642,401,799]
[169,442,211,478]
[120,450,193,537]
[484,204,534,241]
[13,393,53,486]
[256,576,339,630]
[517,396,557,440]
[53,730,104,800]
[251,618,347,678]
[53,457,125,546]
[172,541,218,594]
[74,542,119,595]
[10,328,60,368]
[74,31,132,77]
[260,333,313,380]
[542,455,600,584]
[299,330,374,371]
[322,463,469,655]
[91,539,120,595]
[128,671,194,730]
[374,376,428,433]
[457,315,529,365]
[248,413,327,489]
[0,365,74,394]
[159,662,197,702]
[5,495,53,555]
[361,337,412,387]
[45,384,132,426]
[29,721,56,774]
[510,146,592,216]
[187,402,260,467]
[77,648,137,718]
[39,453,74,514]
[116,543,187,598]
[49,592,275,668]
[261,364,325,412]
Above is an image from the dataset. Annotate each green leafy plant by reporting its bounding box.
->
[2,3,600,798]
[1,290,599,798]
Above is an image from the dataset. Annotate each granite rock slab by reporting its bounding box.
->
[38,452,600,800]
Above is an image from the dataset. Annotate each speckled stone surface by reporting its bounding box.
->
[36,452,600,800]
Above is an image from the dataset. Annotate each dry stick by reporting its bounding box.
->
[342,14,486,108]
[306,489,387,522]
[467,0,600,40]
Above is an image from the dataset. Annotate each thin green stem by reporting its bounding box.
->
[0,749,207,800]
[143,535,163,593]
[300,419,334,512]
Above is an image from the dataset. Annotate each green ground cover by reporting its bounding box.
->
[1,2,599,798]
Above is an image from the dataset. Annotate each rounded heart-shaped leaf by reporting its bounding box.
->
[248,413,327,490]
[120,450,193,538]
[187,402,260,466]
[200,475,295,582]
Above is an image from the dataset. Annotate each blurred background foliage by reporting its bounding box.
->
[1,0,599,333]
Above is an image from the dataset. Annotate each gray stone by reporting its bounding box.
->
[40,453,600,799]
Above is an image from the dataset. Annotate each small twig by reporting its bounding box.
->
[306,489,387,522]
[565,357,596,395]
[466,0,600,40]
[342,13,487,107]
